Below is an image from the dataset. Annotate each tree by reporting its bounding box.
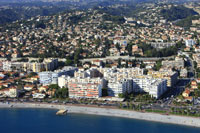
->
[140,62,146,68]
[28,72,37,78]
[65,58,73,66]
[118,93,125,98]
[116,43,121,51]
[49,84,59,90]
[118,58,122,68]
[143,69,148,75]
[129,103,133,109]
[127,43,133,56]
[153,60,162,71]
[74,48,83,65]
[54,87,68,99]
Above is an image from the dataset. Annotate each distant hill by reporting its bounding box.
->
[160,5,198,21]
[0,1,72,24]
[0,0,198,25]
[0,0,142,25]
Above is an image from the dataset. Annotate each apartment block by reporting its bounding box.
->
[74,68,102,78]
[2,58,58,72]
[148,70,178,87]
[68,78,105,98]
[162,57,184,69]
[149,42,176,49]
[132,78,167,99]
[39,66,77,85]
[107,78,133,97]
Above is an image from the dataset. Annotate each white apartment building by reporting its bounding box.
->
[58,75,106,89]
[132,78,167,99]
[74,68,102,78]
[107,78,133,97]
[58,75,69,88]
[148,70,178,87]
[162,57,184,69]
[98,67,144,80]
[2,58,58,72]
[39,66,78,85]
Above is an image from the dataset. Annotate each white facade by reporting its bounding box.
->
[2,61,12,71]
[132,78,167,99]
[107,78,132,97]
[185,39,195,47]
[58,75,70,88]
[39,67,77,85]
[0,88,19,98]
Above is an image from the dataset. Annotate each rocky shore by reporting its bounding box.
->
[0,102,200,128]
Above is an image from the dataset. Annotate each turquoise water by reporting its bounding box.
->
[0,109,200,133]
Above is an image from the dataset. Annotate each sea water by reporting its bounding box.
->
[0,109,200,133]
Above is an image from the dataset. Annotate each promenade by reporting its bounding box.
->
[0,102,200,128]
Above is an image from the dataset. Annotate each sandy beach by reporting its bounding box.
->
[0,102,200,128]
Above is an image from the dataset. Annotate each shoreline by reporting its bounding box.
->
[0,102,200,128]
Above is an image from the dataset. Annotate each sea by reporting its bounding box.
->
[0,108,200,133]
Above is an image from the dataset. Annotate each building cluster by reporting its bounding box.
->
[149,42,176,49]
[182,80,198,102]
[54,67,178,99]
[161,57,185,70]
[39,66,78,85]
[1,58,58,72]
[0,1,199,104]
[0,71,36,98]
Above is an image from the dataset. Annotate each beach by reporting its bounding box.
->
[0,102,200,128]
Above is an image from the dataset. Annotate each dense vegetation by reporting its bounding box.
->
[102,14,125,24]
[137,41,185,57]
[0,0,145,24]
[176,15,200,27]
[160,5,198,21]
[0,5,68,24]
[49,84,68,99]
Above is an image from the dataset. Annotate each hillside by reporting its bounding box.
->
[176,15,200,27]
[160,5,198,21]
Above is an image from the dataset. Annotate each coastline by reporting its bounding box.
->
[0,102,200,128]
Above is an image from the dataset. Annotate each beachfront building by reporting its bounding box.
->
[132,78,167,99]
[0,87,19,98]
[68,78,105,98]
[107,78,133,97]
[39,67,78,85]
[106,77,167,99]
[58,70,106,87]
[39,72,58,85]
[9,87,19,98]
[58,75,69,88]
[68,83,102,99]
